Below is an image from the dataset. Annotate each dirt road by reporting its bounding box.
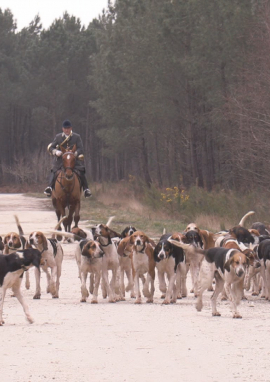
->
[0,194,269,382]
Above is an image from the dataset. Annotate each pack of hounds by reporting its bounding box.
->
[1,210,270,325]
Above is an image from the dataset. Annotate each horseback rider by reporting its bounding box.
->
[44,119,91,198]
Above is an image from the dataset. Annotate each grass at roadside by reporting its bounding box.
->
[80,199,186,239]
[26,190,187,238]
[25,181,270,236]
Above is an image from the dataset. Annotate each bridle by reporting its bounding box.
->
[62,151,76,181]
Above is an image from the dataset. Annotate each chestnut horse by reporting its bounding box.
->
[51,144,82,232]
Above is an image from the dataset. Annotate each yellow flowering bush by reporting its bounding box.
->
[160,187,189,210]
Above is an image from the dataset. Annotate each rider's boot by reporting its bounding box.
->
[44,171,55,197]
[80,172,92,198]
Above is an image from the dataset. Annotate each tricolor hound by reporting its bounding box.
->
[75,239,104,303]
[154,234,185,304]
[169,239,249,318]
[94,222,121,302]
[126,231,156,304]
[0,248,41,325]
[3,215,29,289]
[29,231,64,299]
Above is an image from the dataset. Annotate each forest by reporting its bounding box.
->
[1,0,270,193]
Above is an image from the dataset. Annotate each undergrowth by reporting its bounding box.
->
[22,180,270,235]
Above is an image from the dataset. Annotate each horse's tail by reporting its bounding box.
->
[14,215,24,236]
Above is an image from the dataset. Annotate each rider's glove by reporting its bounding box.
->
[52,149,62,157]
[74,151,78,157]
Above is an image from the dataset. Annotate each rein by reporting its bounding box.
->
[56,170,76,194]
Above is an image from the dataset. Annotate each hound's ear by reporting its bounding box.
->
[107,228,121,238]
[145,244,154,257]
[182,234,189,244]
[3,236,8,245]
[20,236,26,249]
[229,227,237,239]
[117,239,129,256]
[42,234,48,251]
[32,251,41,269]
[25,241,31,249]
[224,257,233,272]
[129,235,135,245]
[146,236,156,248]
[198,232,204,249]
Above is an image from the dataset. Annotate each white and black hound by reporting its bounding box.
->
[154,234,185,304]
[0,248,41,325]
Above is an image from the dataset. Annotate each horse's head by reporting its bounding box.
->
[61,144,76,180]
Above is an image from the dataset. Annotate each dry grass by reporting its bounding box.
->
[23,181,270,235]
[192,214,235,232]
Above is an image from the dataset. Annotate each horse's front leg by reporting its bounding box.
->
[74,201,81,228]
[53,199,66,238]
[64,207,74,233]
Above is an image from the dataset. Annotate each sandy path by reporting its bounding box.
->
[0,194,270,382]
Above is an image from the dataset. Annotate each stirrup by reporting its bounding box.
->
[44,187,52,197]
[84,189,92,198]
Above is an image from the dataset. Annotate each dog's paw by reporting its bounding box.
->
[33,294,41,299]
[196,301,203,311]
[233,313,242,319]
[212,312,221,317]
[162,299,170,305]
[27,315,34,324]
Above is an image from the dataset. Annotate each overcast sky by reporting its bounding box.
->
[0,0,111,30]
